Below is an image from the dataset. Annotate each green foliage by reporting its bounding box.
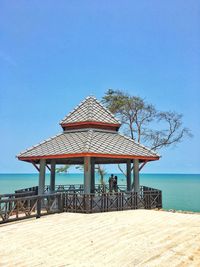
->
[75,164,106,184]
[75,165,84,172]
[56,165,70,173]
[102,89,129,114]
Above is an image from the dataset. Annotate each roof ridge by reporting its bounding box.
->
[60,96,121,126]
[59,97,90,125]
[92,97,121,124]
[84,129,94,152]
[118,132,160,157]
[17,133,63,157]
[87,97,94,121]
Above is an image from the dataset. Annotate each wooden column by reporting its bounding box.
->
[84,156,91,194]
[133,159,140,192]
[50,159,56,192]
[38,159,46,195]
[91,158,95,193]
[126,159,131,191]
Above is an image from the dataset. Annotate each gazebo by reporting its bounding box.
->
[16,96,162,213]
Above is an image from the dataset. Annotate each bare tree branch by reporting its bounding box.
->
[102,89,192,178]
[117,164,126,176]
[102,88,192,153]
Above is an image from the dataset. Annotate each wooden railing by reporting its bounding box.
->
[0,191,36,200]
[45,184,109,193]
[15,186,38,195]
[62,189,162,213]
[13,184,129,195]
[0,193,62,224]
[0,186,162,224]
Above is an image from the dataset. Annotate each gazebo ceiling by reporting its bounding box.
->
[23,157,153,165]
[17,96,160,164]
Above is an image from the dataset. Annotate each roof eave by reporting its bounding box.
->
[18,153,160,162]
[60,121,121,131]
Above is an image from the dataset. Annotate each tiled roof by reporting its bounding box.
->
[60,96,121,125]
[17,129,159,159]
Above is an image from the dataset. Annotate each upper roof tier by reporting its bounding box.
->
[60,96,121,131]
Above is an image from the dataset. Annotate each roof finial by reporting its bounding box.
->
[88,93,95,99]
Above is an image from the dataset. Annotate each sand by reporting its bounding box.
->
[0,210,200,267]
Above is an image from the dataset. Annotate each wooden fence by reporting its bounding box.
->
[14,184,148,195]
[63,189,162,213]
[0,193,62,224]
[0,186,162,224]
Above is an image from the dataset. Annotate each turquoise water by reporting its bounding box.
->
[0,173,200,212]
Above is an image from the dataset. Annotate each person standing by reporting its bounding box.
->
[113,175,118,192]
[108,174,114,192]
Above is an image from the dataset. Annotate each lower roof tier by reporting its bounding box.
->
[17,128,160,163]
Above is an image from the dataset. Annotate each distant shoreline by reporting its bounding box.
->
[160,208,200,215]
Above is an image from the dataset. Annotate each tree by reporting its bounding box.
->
[102,89,192,151]
[96,164,106,185]
[56,165,70,173]
[76,164,106,185]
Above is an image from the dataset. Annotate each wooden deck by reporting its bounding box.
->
[0,185,162,224]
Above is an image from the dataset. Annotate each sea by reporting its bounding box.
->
[0,173,200,212]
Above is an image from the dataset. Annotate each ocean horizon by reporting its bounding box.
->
[0,173,200,212]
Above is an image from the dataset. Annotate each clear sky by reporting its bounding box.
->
[0,1,200,173]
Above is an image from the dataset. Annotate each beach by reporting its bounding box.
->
[0,210,200,267]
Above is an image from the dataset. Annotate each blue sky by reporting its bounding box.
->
[0,1,199,173]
